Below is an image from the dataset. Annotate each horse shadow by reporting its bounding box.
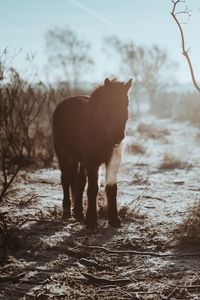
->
[8,217,120,268]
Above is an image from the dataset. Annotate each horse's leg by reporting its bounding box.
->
[85,164,99,228]
[58,157,72,219]
[73,163,86,221]
[70,160,78,207]
[105,147,121,227]
[105,184,121,227]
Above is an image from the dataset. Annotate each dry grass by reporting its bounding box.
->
[129,173,149,185]
[176,200,200,246]
[159,153,192,170]
[137,123,170,139]
[18,193,38,208]
[98,203,147,224]
[118,205,147,223]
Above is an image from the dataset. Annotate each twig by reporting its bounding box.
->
[0,163,20,202]
[0,272,25,283]
[127,184,148,206]
[82,272,131,285]
[79,258,108,270]
[79,244,200,258]
[18,193,37,208]
[194,272,200,283]
[17,218,47,227]
[143,195,166,202]
[136,291,160,295]
[0,260,12,265]
[17,218,61,227]
[161,280,200,289]
[20,278,49,285]
[64,248,89,259]
[164,287,178,299]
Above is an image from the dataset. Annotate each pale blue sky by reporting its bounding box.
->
[0,0,199,83]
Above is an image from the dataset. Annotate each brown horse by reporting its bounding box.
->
[53,78,132,228]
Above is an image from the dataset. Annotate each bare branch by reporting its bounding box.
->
[0,150,20,202]
[171,0,200,92]
[82,272,131,285]
[78,244,200,258]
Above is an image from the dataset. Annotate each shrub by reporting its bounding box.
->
[175,200,200,247]
[159,153,192,170]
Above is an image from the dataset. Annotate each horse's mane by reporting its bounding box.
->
[90,79,125,103]
[90,85,105,103]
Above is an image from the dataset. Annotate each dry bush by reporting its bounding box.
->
[118,205,147,223]
[174,92,200,125]
[150,89,200,126]
[98,203,147,224]
[47,205,62,219]
[125,141,146,154]
[0,68,45,166]
[196,131,200,142]
[137,123,169,139]
[17,193,38,208]
[175,200,200,246]
[0,212,8,259]
[150,91,176,118]
[0,50,90,209]
[0,52,55,209]
[0,52,73,170]
[159,153,192,170]
[0,66,49,204]
[0,63,89,170]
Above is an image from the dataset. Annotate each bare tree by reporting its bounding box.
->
[104,37,140,113]
[45,27,94,90]
[105,37,176,113]
[141,45,177,113]
[171,0,200,92]
[104,36,144,113]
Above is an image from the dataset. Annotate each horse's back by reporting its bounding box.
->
[53,96,89,160]
[53,96,89,121]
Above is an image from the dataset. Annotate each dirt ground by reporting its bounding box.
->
[1,114,200,300]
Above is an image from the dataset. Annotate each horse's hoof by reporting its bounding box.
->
[85,223,98,230]
[108,217,121,228]
[84,218,98,229]
[62,209,71,220]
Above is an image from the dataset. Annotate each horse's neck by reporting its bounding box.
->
[81,94,114,163]
[87,93,104,121]
[85,95,110,141]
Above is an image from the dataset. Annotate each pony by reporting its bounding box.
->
[53,78,132,228]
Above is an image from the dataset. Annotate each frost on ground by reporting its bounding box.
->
[1,114,200,299]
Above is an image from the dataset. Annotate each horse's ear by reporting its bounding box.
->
[104,78,110,88]
[124,79,132,91]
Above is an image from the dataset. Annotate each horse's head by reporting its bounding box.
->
[103,78,132,145]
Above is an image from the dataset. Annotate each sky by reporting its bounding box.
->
[0,0,200,84]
